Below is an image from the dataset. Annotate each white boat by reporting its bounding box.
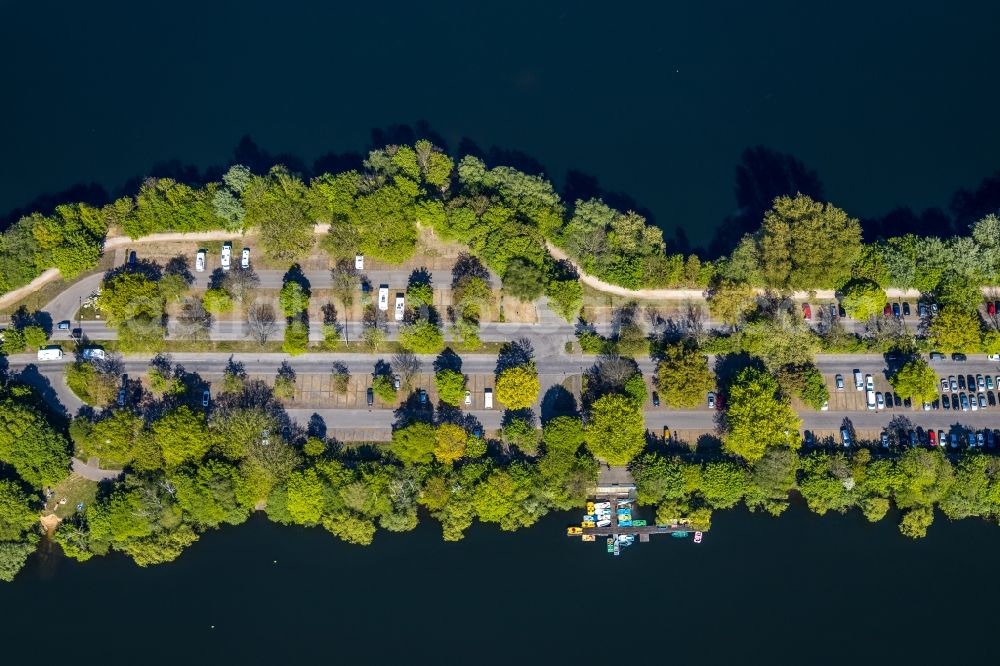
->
[694,531,703,544]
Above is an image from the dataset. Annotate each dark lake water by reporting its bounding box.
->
[3,2,1000,661]
[7,506,1000,664]
[2,0,999,249]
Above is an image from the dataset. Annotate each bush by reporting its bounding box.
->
[398,320,444,354]
[282,319,309,355]
[202,288,233,314]
[495,365,540,410]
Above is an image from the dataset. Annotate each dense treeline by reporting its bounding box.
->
[5,139,999,313]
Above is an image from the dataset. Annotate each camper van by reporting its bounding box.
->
[866,389,876,410]
[378,285,389,311]
[221,243,232,271]
[484,388,493,409]
[37,347,63,361]
[394,294,405,321]
[853,370,863,391]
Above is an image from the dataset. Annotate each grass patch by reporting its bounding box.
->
[46,474,100,521]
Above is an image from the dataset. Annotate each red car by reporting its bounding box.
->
[929,430,937,447]
[988,301,996,316]
[802,303,811,320]
[883,303,892,316]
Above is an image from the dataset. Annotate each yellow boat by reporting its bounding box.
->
[567,527,583,536]
[582,534,596,542]
[586,502,595,513]
[581,521,596,528]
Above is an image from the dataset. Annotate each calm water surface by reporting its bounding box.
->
[1,0,999,248]
[7,506,1000,664]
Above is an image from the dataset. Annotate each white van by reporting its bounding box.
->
[37,347,63,361]
[866,389,876,410]
[394,294,405,321]
[853,370,863,391]
[484,388,493,409]
[221,243,232,271]
[355,254,364,270]
[377,285,389,311]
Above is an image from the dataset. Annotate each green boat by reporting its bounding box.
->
[671,531,690,538]
[632,519,647,527]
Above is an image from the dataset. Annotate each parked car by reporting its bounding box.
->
[942,394,950,410]
[960,392,970,411]
[990,391,997,407]
[980,393,987,409]
[393,375,400,390]
[707,392,716,409]
[884,391,894,409]
[835,374,844,390]
[978,374,986,390]
[652,391,660,407]
[958,375,966,390]
[221,243,232,271]
[988,301,996,316]
[241,247,250,269]
[418,389,428,405]
[202,389,210,407]
[892,302,901,318]
[117,387,126,406]
[57,320,70,330]
[929,351,945,360]
[801,303,811,320]
[903,397,912,408]
[366,387,374,407]
[883,303,892,317]
[829,304,837,318]
[929,430,937,446]
[931,303,939,315]
[950,432,958,448]
[950,375,958,392]
[979,432,987,448]
[804,431,815,447]
[876,392,885,409]
[918,303,928,317]
[968,374,976,391]
[841,428,852,447]
[941,378,950,392]
[971,394,979,411]
[880,432,890,448]
[464,390,472,406]
[196,250,206,272]
[865,374,874,391]
[902,302,910,316]
[821,400,829,411]
[953,352,967,361]
[987,376,994,391]
[909,431,917,447]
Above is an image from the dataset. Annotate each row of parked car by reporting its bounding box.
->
[195,244,250,272]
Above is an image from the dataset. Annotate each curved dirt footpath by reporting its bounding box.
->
[0,224,333,311]
[545,241,927,301]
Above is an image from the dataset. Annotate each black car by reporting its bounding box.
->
[884,391,894,409]
[892,302,901,318]
[918,303,928,317]
[366,387,374,407]
[894,393,902,407]
[829,304,837,318]
[903,397,912,408]
[418,389,428,404]
[804,431,815,447]
[953,352,967,361]
[929,351,945,360]
[902,302,910,316]
[942,395,950,410]
[652,391,660,407]
[838,305,846,318]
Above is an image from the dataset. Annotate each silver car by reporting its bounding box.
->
[950,376,958,392]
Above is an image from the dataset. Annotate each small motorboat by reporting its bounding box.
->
[694,531,703,544]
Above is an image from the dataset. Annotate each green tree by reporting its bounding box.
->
[282,318,309,356]
[0,399,71,487]
[0,480,37,542]
[279,281,310,318]
[398,320,444,354]
[152,406,211,468]
[723,366,801,463]
[434,423,467,464]
[656,342,715,408]
[584,394,645,465]
[495,365,540,410]
[406,282,434,309]
[708,280,757,328]
[21,325,47,350]
[435,369,466,407]
[840,278,887,320]
[758,194,862,289]
[890,359,939,404]
[97,272,165,326]
[776,363,829,411]
[285,468,324,525]
[503,258,545,302]
[928,305,981,353]
[244,166,315,262]
[391,422,436,465]
[372,374,396,404]
[202,287,233,314]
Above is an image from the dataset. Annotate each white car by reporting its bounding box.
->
[394,295,405,322]
[195,250,206,272]
[241,247,250,269]
[865,374,873,391]
[377,285,389,311]
[81,347,105,361]
[355,254,364,270]
[464,390,472,406]
[221,243,232,271]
